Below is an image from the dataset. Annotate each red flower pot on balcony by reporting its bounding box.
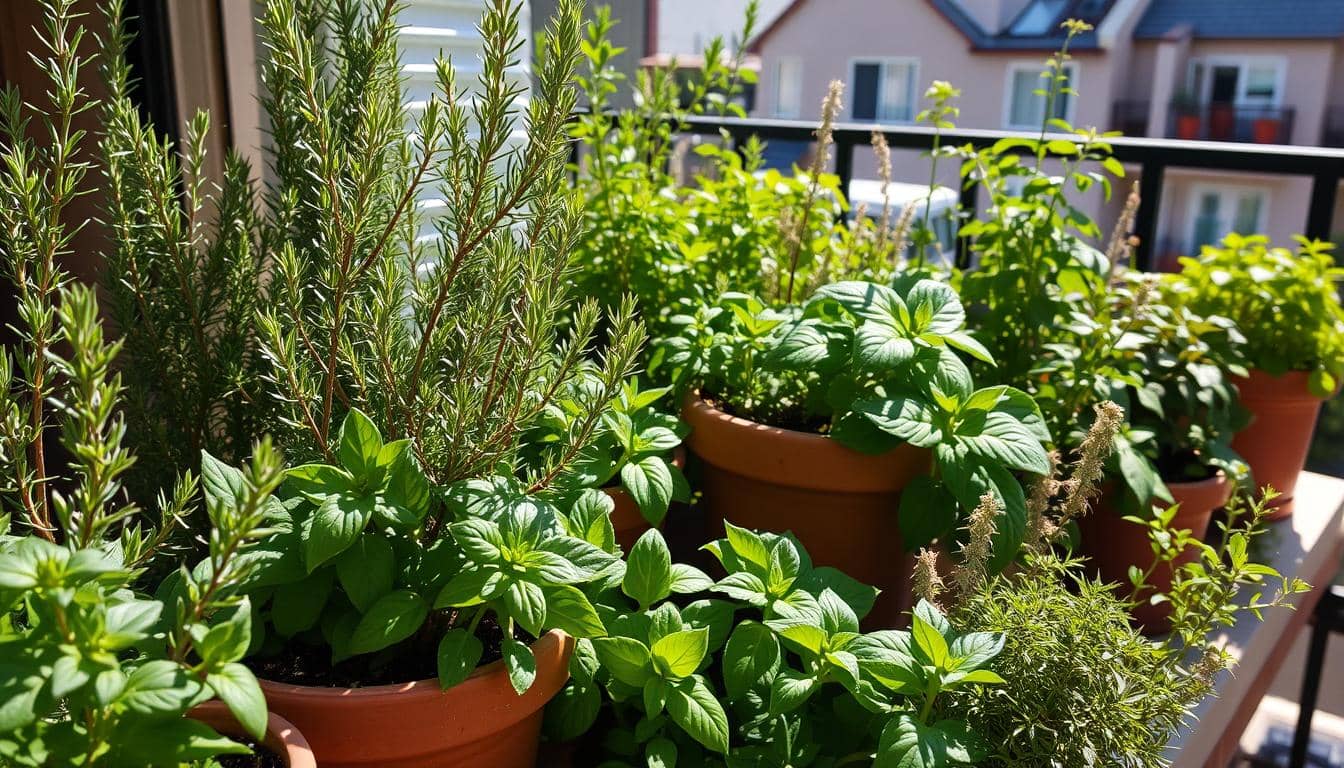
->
[1252,116,1283,144]
[1175,113,1202,140]
[1209,104,1236,140]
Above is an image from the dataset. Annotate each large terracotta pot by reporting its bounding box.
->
[605,447,686,553]
[259,631,574,768]
[1175,113,1202,140]
[1232,369,1327,520]
[1252,117,1283,144]
[189,700,316,768]
[1079,473,1231,633]
[683,396,931,627]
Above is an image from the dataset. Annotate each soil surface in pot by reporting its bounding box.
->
[701,390,829,435]
[218,740,285,768]
[247,612,532,688]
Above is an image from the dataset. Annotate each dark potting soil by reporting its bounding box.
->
[247,613,533,688]
[218,740,284,768]
[701,391,830,435]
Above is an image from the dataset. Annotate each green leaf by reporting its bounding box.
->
[768,668,820,715]
[814,281,908,326]
[503,635,538,694]
[651,628,709,680]
[284,463,353,498]
[875,714,946,768]
[505,580,547,636]
[1114,436,1173,505]
[450,518,506,563]
[543,584,607,638]
[681,599,736,651]
[207,663,267,741]
[117,718,250,764]
[911,614,950,669]
[544,680,601,741]
[906,280,965,334]
[803,567,880,621]
[818,588,860,634]
[943,331,994,364]
[766,538,801,593]
[434,567,494,608]
[338,408,383,478]
[723,622,780,699]
[271,570,333,637]
[436,628,484,691]
[669,563,713,594]
[855,322,917,370]
[897,475,959,552]
[197,602,253,666]
[593,636,654,687]
[955,411,1050,475]
[623,529,673,608]
[621,457,675,524]
[200,450,247,512]
[118,660,203,718]
[347,590,428,656]
[304,493,373,572]
[646,735,678,768]
[855,397,944,448]
[335,535,394,612]
[722,520,770,570]
[768,320,832,367]
[949,632,1005,672]
[666,676,730,753]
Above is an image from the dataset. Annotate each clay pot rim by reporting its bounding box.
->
[682,393,931,492]
[1237,368,1334,402]
[189,700,316,768]
[257,629,566,702]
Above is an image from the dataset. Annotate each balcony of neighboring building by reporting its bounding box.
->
[1112,100,1297,145]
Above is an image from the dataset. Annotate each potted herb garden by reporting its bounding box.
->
[1176,234,1344,517]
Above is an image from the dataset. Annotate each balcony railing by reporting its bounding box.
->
[632,114,1344,270]
[1323,106,1344,148]
[1108,101,1297,144]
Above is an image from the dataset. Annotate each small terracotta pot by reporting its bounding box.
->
[683,396,931,627]
[605,447,687,553]
[1232,369,1328,520]
[189,700,316,768]
[259,631,574,768]
[1079,473,1231,634]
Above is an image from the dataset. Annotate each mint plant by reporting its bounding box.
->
[545,523,1004,766]
[660,280,1051,564]
[522,373,690,527]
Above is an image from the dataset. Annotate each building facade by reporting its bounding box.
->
[750,0,1344,266]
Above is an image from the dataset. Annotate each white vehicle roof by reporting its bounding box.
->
[847,180,958,210]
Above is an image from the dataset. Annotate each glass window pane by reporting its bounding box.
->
[1245,66,1277,103]
[1233,193,1263,232]
[1009,70,1042,127]
[881,63,914,122]
[1192,192,1223,251]
[775,58,802,118]
[853,62,880,121]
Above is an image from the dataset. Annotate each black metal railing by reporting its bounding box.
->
[1167,103,1296,145]
[657,114,1344,270]
[1323,105,1344,148]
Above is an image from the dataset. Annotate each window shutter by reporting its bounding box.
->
[853,62,880,121]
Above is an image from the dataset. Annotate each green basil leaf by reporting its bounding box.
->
[768,668,820,715]
[666,676,730,753]
[206,663,267,741]
[651,627,709,680]
[503,635,537,694]
[335,535,394,612]
[593,636,653,687]
[505,580,547,636]
[303,493,373,572]
[723,622,780,700]
[897,475,959,552]
[855,397,944,448]
[620,457,674,524]
[436,628,484,691]
[337,408,383,479]
[271,570,333,637]
[347,590,428,656]
[623,529,673,609]
[542,584,607,638]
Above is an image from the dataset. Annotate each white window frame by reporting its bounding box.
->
[1184,183,1269,252]
[1185,56,1287,108]
[1001,61,1079,131]
[773,56,803,118]
[848,57,920,123]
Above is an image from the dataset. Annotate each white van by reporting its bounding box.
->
[847,179,960,266]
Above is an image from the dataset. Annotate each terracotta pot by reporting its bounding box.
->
[189,700,316,768]
[605,447,687,552]
[1079,473,1231,633]
[1232,369,1328,520]
[1208,104,1235,140]
[683,396,931,627]
[1175,113,1202,140]
[259,631,574,768]
[1252,117,1283,144]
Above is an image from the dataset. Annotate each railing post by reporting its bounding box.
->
[835,139,855,222]
[1306,172,1340,244]
[957,180,977,269]
[1134,162,1165,271]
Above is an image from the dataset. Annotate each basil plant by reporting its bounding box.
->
[238,409,625,694]
[659,279,1051,567]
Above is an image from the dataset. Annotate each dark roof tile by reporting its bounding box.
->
[1135,0,1344,40]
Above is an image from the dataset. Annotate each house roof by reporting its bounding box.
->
[1134,0,1344,40]
[748,0,1116,53]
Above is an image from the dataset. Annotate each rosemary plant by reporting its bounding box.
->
[100,0,643,492]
